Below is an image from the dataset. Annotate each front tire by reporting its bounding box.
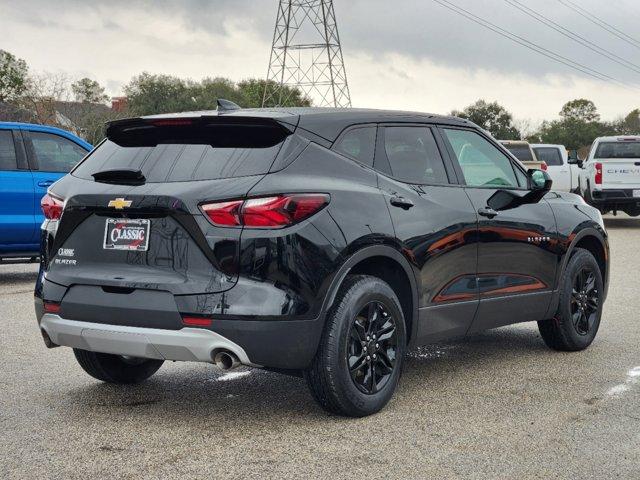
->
[73,349,164,384]
[305,275,407,417]
[538,248,603,351]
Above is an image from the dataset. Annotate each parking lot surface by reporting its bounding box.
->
[1,216,639,479]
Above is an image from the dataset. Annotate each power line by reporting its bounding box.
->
[504,0,640,79]
[431,0,635,90]
[558,0,640,50]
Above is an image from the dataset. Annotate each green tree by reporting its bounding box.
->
[623,108,640,134]
[559,98,600,122]
[123,74,311,116]
[124,73,194,116]
[71,77,108,104]
[452,100,520,139]
[0,50,29,103]
[532,99,607,150]
[239,79,311,108]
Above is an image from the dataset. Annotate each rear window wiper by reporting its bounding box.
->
[92,169,146,186]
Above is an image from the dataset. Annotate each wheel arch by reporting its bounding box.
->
[563,227,609,299]
[321,245,419,344]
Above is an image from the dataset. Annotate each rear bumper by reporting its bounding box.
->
[40,314,257,365]
[590,189,640,206]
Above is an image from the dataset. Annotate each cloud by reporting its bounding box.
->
[1,0,638,121]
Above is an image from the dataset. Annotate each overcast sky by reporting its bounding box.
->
[2,0,639,125]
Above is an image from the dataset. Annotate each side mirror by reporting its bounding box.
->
[568,157,584,168]
[486,169,552,212]
[528,169,552,192]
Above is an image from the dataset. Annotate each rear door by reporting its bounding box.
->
[374,124,479,343]
[533,146,570,191]
[440,127,557,333]
[23,129,89,227]
[0,129,35,247]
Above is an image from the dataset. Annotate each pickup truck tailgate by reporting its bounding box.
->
[601,160,640,187]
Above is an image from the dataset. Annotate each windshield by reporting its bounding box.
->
[594,142,640,159]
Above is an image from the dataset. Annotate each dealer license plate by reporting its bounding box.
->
[103,218,150,251]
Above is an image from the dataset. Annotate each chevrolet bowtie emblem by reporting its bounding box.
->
[108,198,132,209]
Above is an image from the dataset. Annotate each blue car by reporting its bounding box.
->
[0,122,92,260]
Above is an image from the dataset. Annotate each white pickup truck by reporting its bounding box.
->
[531,144,580,193]
[578,136,640,217]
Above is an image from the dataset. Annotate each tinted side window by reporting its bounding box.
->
[30,132,87,172]
[383,127,449,184]
[443,129,519,188]
[333,127,376,166]
[0,130,17,170]
[533,147,563,166]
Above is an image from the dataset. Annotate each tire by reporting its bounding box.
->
[623,207,640,217]
[305,275,407,417]
[538,248,604,351]
[73,349,164,384]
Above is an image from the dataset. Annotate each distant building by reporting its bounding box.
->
[111,97,128,112]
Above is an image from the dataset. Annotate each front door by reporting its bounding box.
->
[375,124,479,343]
[440,127,558,333]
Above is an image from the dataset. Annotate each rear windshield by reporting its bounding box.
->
[72,140,285,182]
[533,147,563,166]
[595,142,640,159]
[504,145,534,161]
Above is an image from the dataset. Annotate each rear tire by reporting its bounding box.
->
[538,248,603,351]
[73,349,163,384]
[305,275,406,417]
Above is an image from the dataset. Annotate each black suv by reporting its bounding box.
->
[35,106,609,416]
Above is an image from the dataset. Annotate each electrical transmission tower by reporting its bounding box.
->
[262,0,351,108]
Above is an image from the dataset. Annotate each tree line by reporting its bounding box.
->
[1,49,638,150]
[0,50,310,145]
[453,99,640,152]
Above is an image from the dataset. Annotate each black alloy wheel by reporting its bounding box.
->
[538,248,603,351]
[347,301,398,394]
[570,267,599,336]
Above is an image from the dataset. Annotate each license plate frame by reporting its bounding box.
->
[103,218,150,252]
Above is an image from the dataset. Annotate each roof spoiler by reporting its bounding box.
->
[105,115,294,148]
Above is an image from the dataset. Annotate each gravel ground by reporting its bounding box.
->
[1,216,639,479]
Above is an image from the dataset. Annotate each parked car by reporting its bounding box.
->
[35,106,609,416]
[0,122,92,260]
[532,143,580,193]
[499,140,546,170]
[579,136,640,216]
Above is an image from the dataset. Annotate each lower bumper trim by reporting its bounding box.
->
[39,314,257,366]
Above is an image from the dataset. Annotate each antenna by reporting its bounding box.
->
[262,0,352,108]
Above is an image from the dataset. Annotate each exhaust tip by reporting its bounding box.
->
[213,350,240,370]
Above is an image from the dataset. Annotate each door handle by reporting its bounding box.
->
[390,196,414,210]
[477,207,498,218]
[37,180,55,187]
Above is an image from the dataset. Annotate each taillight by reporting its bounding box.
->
[594,162,603,185]
[181,315,212,327]
[43,301,61,314]
[41,194,64,220]
[201,194,329,228]
[540,162,548,171]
